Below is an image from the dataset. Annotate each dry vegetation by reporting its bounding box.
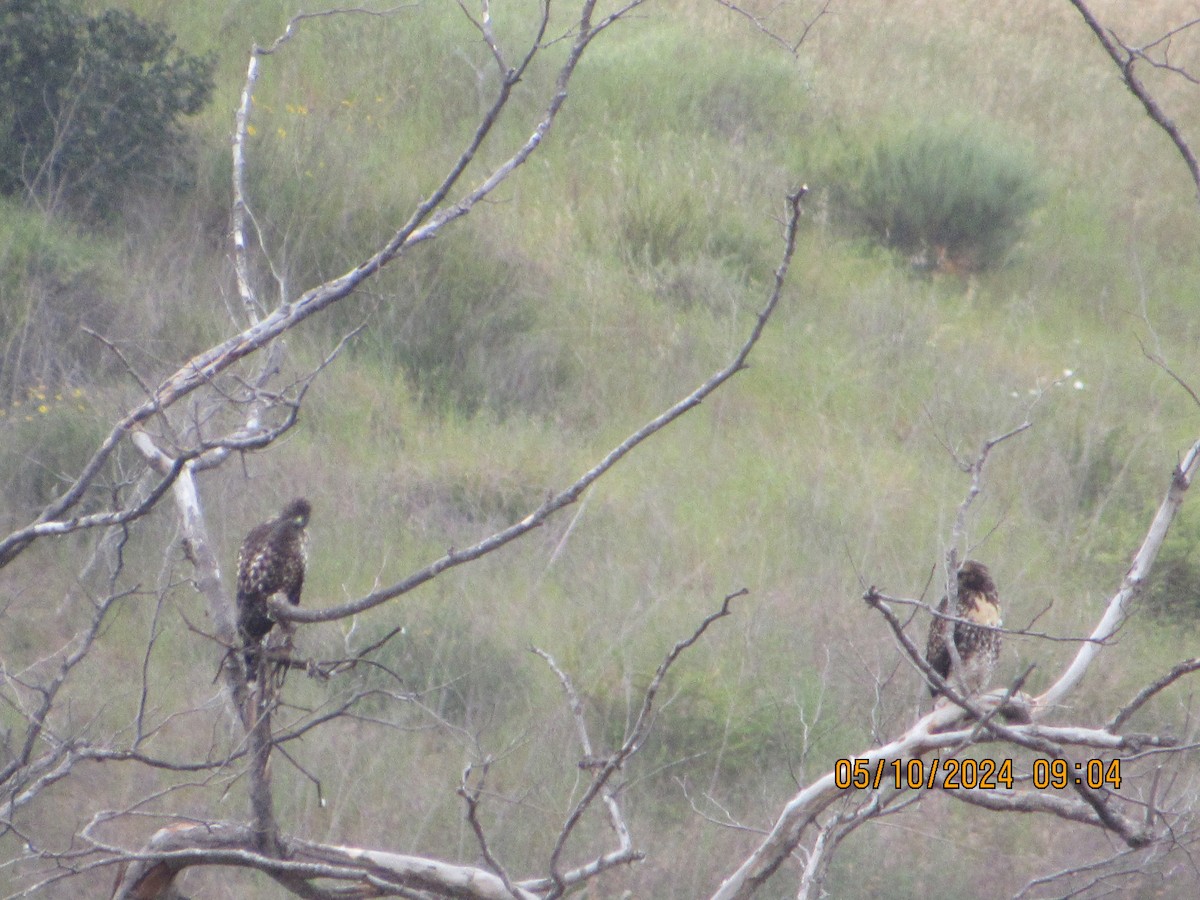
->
[3,0,1200,897]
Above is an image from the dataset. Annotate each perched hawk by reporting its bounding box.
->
[236,498,311,680]
[924,560,1001,698]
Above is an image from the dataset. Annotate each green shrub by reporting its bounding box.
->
[1142,509,1200,623]
[0,0,215,217]
[0,384,105,518]
[603,147,774,292]
[839,123,1040,272]
[353,607,529,729]
[0,199,122,402]
[353,230,573,417]
[572,24,812,143]
[586,658,843,792]
[619,176,709,268]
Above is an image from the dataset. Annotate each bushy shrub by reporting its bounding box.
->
[0,199,122,402]
[1142,511,1200,623]
[0,384,105,520]
[353,608,529,729]
[571,24,812,144]
[0,0,215,217]
[355,231,573,417]
[619,177,708,268]
[839,123,1040,272]
[586,660,836,792]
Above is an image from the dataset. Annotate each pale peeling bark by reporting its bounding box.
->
[111,822,541,900]
[713,437,1200,900]
[1037,438,1200,711]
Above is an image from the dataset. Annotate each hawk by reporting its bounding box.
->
[236,498,311,680]
[924,560,1001,698]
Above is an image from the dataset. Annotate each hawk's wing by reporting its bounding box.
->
[236,521,275,602]
[925,595,952,695]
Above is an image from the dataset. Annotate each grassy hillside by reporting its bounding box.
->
[4,0,1200,896]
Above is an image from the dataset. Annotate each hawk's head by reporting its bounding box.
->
[957,560,995,595]
[279,498,312,531]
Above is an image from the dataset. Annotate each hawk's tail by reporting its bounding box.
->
[244,646,261,682]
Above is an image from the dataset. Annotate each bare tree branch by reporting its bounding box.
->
[712,422,1200,899]
[274,188,809,627]
[1067,0,1200,199]
[0,0,627,571]
[1109,658,1200,733]
[1038,438,1200,711]
[713,0,832,56]
[458,759,528,900]
[10,2,1200,897]
[527,589,745,898]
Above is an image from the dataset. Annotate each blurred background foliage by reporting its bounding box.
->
[3,0,1200,897]
[0,0,215,217]
[833,122,1042,272]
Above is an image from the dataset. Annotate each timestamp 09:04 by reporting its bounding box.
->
[833,757,1122,791]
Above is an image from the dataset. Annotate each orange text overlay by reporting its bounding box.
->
[833,757,1122,791]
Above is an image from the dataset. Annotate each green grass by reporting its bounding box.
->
[835,121,1042,270]
[0,201,127,401]
[6,1,1200,897]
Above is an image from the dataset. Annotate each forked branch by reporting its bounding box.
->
[1067,0,1200,197]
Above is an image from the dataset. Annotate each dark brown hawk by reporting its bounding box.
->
[236,498,311,680]
[924,560,1001,698]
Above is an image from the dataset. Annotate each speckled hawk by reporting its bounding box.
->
[924,560,1001,698]
[236,498,311,680]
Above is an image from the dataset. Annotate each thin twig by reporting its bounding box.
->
[458,759,526,899]
[279,188,809,627]
[1067,0,1200,198]
[1109,658,1200,732]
